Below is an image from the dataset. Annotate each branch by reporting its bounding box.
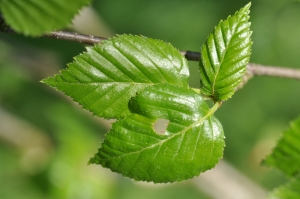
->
[247,63,300,79]
[0,14,107,45]
[1,16,300,81]
[44,31,107,45]
[37,30,300,81]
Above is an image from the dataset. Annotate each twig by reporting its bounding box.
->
[1,15,300,81]
[235,69,254,91]
[43,30,300,81]
[44,31,106,45]
[180,51,200,61]
[247,63,300,79]
[236,63,300,90]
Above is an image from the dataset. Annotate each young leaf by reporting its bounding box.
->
[263,116,300,177]
[42,35,189,119]
[268,177,300,199]
[199,3,252,101]
[0,0,91,36]
[89,84,225,183]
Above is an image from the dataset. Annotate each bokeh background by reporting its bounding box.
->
[0,0,299,198]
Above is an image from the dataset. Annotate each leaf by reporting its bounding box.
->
[268,177,300,199]
[0,0,91,36]
[42,35,189,119]
[199,3,252,101]
[89,84,225,183]
[263,116,300,177]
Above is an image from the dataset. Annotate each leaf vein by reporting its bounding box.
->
[112,42,153,82]
[123,37,169,82]
[77,55,115,81]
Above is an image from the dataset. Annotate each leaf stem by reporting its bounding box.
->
[192,88,219,101]
[210,101,222,115]
[191,101,222,131]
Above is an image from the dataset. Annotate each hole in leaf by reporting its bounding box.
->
[153,118,169,135]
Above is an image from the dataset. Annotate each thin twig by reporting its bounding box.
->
[44,31,106,45]
[180,51,200,61]
[235,69,254,91]
[1,15,300,81]
[247,63,300,79]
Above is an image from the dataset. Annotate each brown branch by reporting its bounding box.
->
[44,31,107,45]
[1,15,300,81]
[0,14,107,45]
[247,63,300,80]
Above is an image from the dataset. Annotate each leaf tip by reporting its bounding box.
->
[241,2,251,14]
[40,76,54,86]
[245,2,252,9]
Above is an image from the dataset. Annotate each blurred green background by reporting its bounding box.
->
[0,0,299,198]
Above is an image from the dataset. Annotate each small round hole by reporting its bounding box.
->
[153,118,169,135]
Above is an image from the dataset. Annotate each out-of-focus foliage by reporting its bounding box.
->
[264,116,300,177]
[0,42,114,199]
[263,116,300,198]
[0,0,91,36]
[0,0,300,198]
[268,177,300,199]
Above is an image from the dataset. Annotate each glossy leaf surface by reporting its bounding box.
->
[42,35,189,119]
[89,84,225,183]
[268,177,300,199]
[0,0,91,35]
[264,116,300,177]
[199,3,252,101]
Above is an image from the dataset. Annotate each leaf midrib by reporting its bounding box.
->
[100,105,217,162]
[211,14,247,96]
[52,81,156,86]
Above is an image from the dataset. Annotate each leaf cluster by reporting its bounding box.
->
[41,3,252,182]
[2,0,300,197]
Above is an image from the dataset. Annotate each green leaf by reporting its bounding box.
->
[199,3,252,101]
[89,84,225,183]
[0,0,91,36]
[268,177,300,199]
[42,35,189,119]
[263,116,300,177]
